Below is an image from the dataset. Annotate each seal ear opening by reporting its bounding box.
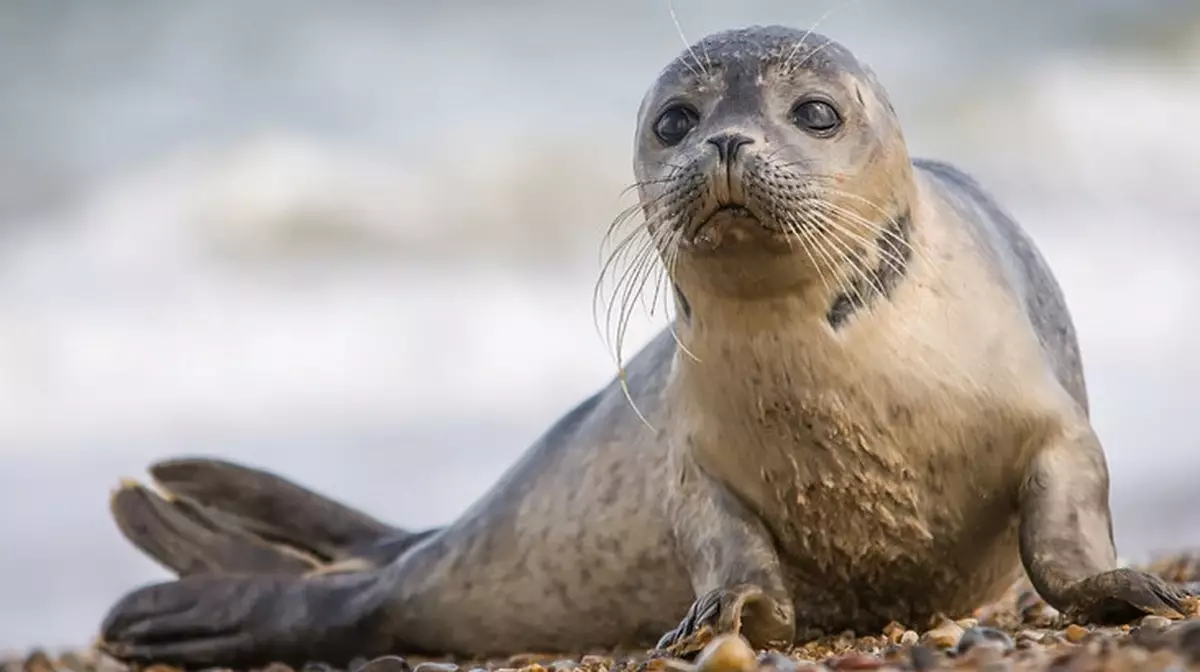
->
[148,457,397,559]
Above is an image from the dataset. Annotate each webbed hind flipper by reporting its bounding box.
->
[148,457,398,560]
[110,481,320,576]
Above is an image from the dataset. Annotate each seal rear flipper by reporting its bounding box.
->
[111,481,320,576]
[99,571,396,669]
[148,457,399,560]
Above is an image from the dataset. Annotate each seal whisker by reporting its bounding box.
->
[619,178,676,200]
[809,201,985,390]
[806,209,880,300]
[596,213,654,300]
[787,211,855,307]
[781,0,858,74]
[606,237,660,340]
[609,219,674,360]
[665,0,710,80]
[795,210,878,323]
[770,166,853,182]
[806,210,922,353]
[593,204,676,362]
[793,36,840,74]
[806,200,910,278]
[814,186,937,271]
[610,227,670,431]
[602,218,669,352]
[804,185,936,273]
[779,213,837,299]
[596,188,677,284]
[604,185,675,242]
[660,230,701,364]
[797,208,931,410]
[629,228,673,322]
[814,197,941,297]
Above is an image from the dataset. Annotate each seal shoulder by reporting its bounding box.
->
[914,158,1088,413]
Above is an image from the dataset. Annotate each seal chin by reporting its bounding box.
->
[685,204,788,254]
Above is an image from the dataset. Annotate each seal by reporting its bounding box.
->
[97,26,1193,669]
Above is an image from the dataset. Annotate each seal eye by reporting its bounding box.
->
[791,99,842,136]
[654,104,699,146]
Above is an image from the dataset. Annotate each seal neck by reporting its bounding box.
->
[669,205,915,347]
[825,208,914,330]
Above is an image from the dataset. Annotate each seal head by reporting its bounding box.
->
[633,26,913,302]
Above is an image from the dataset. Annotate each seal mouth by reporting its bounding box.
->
[686,203,769,243]
[691,204,757,236]
[711,204,754,219]
[682,203,789,253]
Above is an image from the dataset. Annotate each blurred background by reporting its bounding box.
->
[2,0,1200,652]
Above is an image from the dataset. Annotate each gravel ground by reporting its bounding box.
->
[5,554,1200,672]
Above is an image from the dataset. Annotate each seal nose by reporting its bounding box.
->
[706,133,754,164]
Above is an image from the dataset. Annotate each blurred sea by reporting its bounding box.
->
[2,0,1200,652]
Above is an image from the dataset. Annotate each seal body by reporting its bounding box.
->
[664,158,1075,635]
[98,26,1190,668]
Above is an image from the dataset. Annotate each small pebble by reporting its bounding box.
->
[955,627,1015,656]
[920,618,964,650]
[899,630,919,646]
[954,618,979,630]
[1064,624,1089,643]
[1016,592,1059,627]
[548,661,578,672]
[21,652,55,672]
[357,657,411,672]
[880,622,905,644]
[1014,629,1044,643]
[756,652,798,672]
[507,656,551,668]
[831,630,856,651]
[962,644,1007,667]
[1140,615,1173,630]
[412,663,460,672]
[56,654,90,672]
[827,652,882,670]
[908,645,941,672]
[880,644,906,663]
[693,634,757,672]
[1173,620,1200,663]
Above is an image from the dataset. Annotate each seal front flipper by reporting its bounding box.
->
[99,571,396,668]
[1018,423,1193,624]
[656,460,795,657]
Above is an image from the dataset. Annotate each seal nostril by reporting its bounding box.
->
[706,133,754,163]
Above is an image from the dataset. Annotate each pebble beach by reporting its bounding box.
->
[5,554,1199,672]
